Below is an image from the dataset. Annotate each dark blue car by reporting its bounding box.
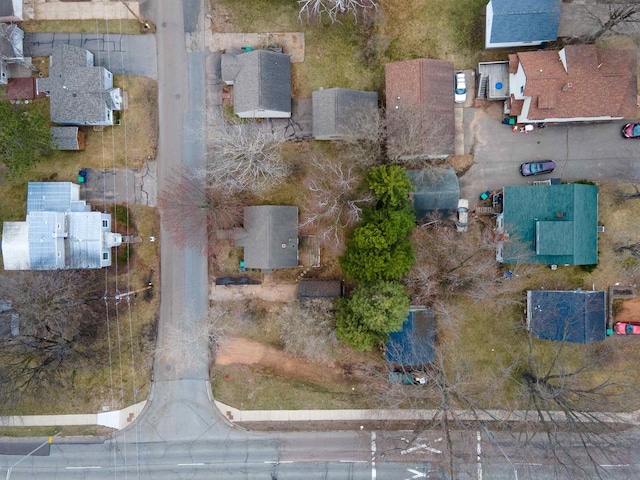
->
[520,160,555,176]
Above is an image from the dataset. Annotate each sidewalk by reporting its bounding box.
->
[2,399,638,431]
[24,0,141,21]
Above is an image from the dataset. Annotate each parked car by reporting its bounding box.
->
[520,160,556,176]
[614,322,640,335]
[621,123,640,138]
[456,199,469,232]
[454,71,466,104]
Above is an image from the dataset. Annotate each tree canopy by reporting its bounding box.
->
[366,165,413,209]
[336,281,410,351]
[0,102,52,178]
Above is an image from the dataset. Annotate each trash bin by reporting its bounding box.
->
[480,191,491,201]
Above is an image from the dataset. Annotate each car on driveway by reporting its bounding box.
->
[456,199,469,232]
[520,160,556,176]
[621,123,640,138]
[614,322,640,335]
[454,72,466,104]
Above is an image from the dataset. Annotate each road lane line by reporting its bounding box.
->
[601,464,631,467]
[65,466,102,470]
[371,431,376,480]
[476,430,482,480]
[339,460,368,463]
[177,463,205,466]
[264,461,293,464]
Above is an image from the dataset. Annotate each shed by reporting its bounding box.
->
[526,290,606,343]
[51,126,85,150]
[235,206,298,272]
[298,279,343,299]
[385,308,436,367]
[485,0,561,49]
[407,168,460,219]
[312,88,378,140]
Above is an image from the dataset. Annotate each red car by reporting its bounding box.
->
[614,322,640,335]
[622,123,640,138]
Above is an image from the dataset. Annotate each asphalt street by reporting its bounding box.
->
[460,103,640,204]
[23,33,157,78]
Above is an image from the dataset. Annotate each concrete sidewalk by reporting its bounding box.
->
[24,0,141,21]
[3,399,638,431]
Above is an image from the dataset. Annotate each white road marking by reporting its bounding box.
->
[477,430,482,480]
[401,444,442,455]
[371,431,377,480]
[404,468,427,479]
[177,463,205,466]
[514,463,542,466]
[339,460,368,463]
[601,464,631,467]
[264,461,293,464]
[65,466,102,470]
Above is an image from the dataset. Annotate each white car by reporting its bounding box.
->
[454,71,467,104]
[456,199,469,232]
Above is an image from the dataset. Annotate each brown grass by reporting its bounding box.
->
[22,19,144,35]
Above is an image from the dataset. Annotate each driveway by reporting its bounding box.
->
[80,161,157,207]
[23,33,157,78]
[460,102,640,205]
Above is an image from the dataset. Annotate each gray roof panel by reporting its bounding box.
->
[312,88,378,140]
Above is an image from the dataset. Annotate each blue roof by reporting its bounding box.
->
[527,290,606,343]
[489,0,561,46]
[385,309,436,366]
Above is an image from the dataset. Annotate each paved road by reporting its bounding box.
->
[23,33,157,78]
[460,103,640,204]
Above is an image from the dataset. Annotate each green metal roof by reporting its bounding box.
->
[502,184,598,265]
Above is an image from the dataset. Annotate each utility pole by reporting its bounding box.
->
[118,0,153,31]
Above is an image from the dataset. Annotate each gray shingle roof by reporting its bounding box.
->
[312,88,378,140]
[298,279,343,298]
[235,206,298,271]
[37,44,122,126]
[0,23,22,59]
[50,126,80,150]
[527,290,606,343]
[408,168,460,219]
[224,50,291,118]
[488,0,561,46]
[0,0,19,19]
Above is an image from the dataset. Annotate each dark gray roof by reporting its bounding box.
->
[227,50,291,117]
[312,88,378,140]
[51,127,80,150]
[0,23,22,59]
[386,308,436,366]
[298,279,343,298]
[527,290,606,343]
[488,0,561,46]
[36,44,122,126]
[235,206,298,271]
[0,312,19,337]
[408,168,460,219]
[0,0,19,18]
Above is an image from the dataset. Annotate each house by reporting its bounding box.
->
[0,23,25,85]
[497,183,598,265]
[385,59,455,159]
[36,44,123,126]
[298,279,343,299]
[0,300,18,337]
[234,206,298,272]
[221,49,291,118]
[312,88,378,140]
[506,45,637,124]
[407,168,460,220]
[1,182,122,270]
[385,308,436,367]
[485,0,561,49]
[51,126,85,151]
[0,0,23,22]
[526,290,606,343]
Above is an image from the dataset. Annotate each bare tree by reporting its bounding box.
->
[158,168,244,253]
[580,2,640,42]
[335,107,385,167]
[300,155,372,249]
[206,121,289,194]
[298,0,378,23]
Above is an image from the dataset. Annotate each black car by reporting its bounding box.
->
[520,160,555,176]
[622,123,640,138]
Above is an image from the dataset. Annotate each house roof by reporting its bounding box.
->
[224,50,291,117]
[0,23,22,59]
[36,44,122,125]
[235,206,298,271]
[407,168,460,219]
[6,77,41,100]
[51,127,80,150]
[502,183,598,265]
[385,59,455,158]
[0,0,22,21]
[312,88,378,140]
[385,308,436,366]
[511,46,637,121]
[2,183,120,270]
[298,279,343,299]
[488,0,561,46]
[527,290,606,343]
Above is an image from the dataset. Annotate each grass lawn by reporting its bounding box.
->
[21,19,145,35]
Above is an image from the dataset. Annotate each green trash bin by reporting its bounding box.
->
[77,176,85,183]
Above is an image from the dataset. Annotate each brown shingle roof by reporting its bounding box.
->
[385,58,455,158]
[518,45,637,120]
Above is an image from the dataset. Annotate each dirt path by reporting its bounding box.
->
[216,336,352,385]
